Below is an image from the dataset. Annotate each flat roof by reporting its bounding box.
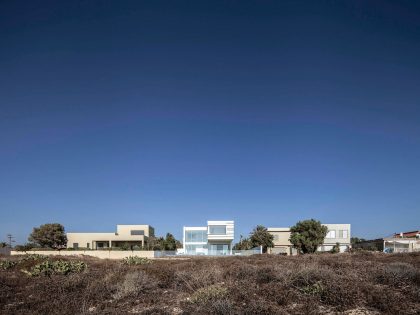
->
[267,227,290,232]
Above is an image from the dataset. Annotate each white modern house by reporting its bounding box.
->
[268,223,351,255]
[182,220,234,255]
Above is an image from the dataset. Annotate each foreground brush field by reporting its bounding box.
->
[1,252,419,314]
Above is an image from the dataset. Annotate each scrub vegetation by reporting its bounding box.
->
[0,252,419,314]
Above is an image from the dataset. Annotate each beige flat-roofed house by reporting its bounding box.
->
[67,224,155,250]
[268,223,351,255]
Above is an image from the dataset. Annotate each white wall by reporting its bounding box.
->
[11,250,156,259]
[207,221,234,241]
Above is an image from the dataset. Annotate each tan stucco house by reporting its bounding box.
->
[268,223,351,255]
[67,224,155,250]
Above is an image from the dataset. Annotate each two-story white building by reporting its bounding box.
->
[182,220,234,255]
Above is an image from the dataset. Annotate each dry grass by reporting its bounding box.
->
[0,252,419,314]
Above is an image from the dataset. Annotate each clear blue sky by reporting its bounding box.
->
[1,1,419,244]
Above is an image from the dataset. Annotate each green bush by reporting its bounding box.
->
[120,242,131,250]
[19,254,47,261]
[331,243,340,254]
[122,256,152,265]
[14,243,37,251]
[300,281,324,296]
[0,260,17,270]
[21,259,87,277]
[189,284,229,304]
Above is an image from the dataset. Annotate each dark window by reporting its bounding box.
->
[86,243,90,248]
[73,243,79,249]
[131,230,144,235]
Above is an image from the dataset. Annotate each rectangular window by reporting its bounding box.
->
[86,243,90,249]
[185,230,207,242]
[326,230,336,238]
[209,244,229,255]
[339,230,348,238]
[209,225,227,235]
[73,243,79,249]
[131,230,144,235]
[185,244,207,254]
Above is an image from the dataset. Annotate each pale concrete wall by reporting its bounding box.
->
[267,228,292,246]
[11,250,156,259]
[323,224,351,247]
[116,225,154,237]
[267,228,292,255]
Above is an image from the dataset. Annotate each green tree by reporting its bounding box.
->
[331,242,340,254]
[351,237,366,244]
[289,219,328,254]
[250,225,274,253]
[233,235,253,250]
[14,243,36,251]
[0,242,8,248]
[28,223,67,249]
[163,233,177,250]
[147,236,165,250]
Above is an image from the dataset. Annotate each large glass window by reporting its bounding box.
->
[339,230,348,238]
[209,244,229,255]
[209,225,227,235]
[185,230,207,242]
[326,230,336,238]
[131,230,144,235]
[185,244,207,255]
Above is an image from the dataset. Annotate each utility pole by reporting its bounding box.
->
[7,234,15,248]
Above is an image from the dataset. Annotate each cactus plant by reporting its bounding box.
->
[0,260,17,270]
[122,256,152,265]
[21,259,87,277]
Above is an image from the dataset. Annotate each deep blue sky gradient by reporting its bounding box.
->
[1,1,420,243]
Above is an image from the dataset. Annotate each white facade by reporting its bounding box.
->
[383,237,420,253]
[183,220,234,255]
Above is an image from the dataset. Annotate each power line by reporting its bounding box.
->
[6,234,15,248]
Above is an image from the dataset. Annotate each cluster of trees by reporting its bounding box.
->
[233,225,274,253]
[351,237,366,244]
[146,233,182,251]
